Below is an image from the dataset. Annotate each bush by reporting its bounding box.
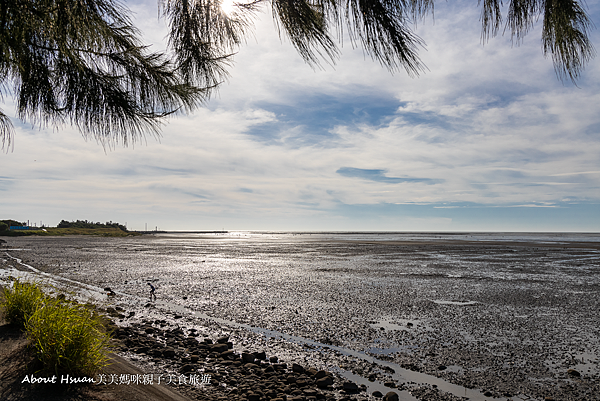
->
[1,280,45,327]
[1,280,112,376]
[0,222,8,232]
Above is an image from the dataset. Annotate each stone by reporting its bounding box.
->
[567,369,581,377]
[342,381,359,392]
[179,364,196,373]
[216,336,229,344]
[384,381,396,388]
[269,356,279,363]
[437,365,447,370]
[242,352,256,363]
[384,391,399,401]
[315,370,329,379]
[253,351,267,360]
[220,349,236,359]
[296,379,308,387]
[211,343,229,353]
[316,376,333,388]
[247,393,260,401]
[373,390,383,398]
[292,363,305,373]
[162,347,176,358]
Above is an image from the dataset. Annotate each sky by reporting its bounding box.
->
[1,0,600,232]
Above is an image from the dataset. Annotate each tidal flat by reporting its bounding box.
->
[1,232,599,401]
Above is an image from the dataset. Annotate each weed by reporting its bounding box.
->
[0,280,112,376]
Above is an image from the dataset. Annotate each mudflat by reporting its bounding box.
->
[1,233,599,400]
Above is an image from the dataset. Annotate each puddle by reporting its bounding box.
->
[431,300,479,306]
[368,345,418,356]
[333,367,419,401]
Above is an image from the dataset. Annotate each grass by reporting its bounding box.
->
[1,280,112,376]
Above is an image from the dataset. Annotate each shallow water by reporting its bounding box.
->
[2,232,600,400]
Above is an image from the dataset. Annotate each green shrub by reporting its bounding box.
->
[25,297,112,375]
[1,280,112,376]
[1,280,45,327]
[0,222,8,232]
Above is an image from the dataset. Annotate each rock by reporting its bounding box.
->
[292,363,305,373]
[162,347,176,358]
[384,391,399,401]
[190,354,200,363]
[273,363,287,371]
[253,351,266,360]
[315,370,329,379]
[384,381,396,388]
[306,367,318,376]
[219,350,236,360]
[211,343,229,353]
[179,364,196,373]
[269,356,278,363]
[437,365,447,370]
[242,352,256,363]
[316,376,333,388]
[483,391,493,396]
[373,390,384,398]
[216,336,229,344]
[144,327,155,334]
[567,369,580,377]
[296,379,309,387]
[342,381,359,392]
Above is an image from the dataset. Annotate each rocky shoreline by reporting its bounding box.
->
[108,317,405,401]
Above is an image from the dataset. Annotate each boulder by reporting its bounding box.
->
[384,391,399,401]
[291,363,305,373]
[253,351,267,360]
[242,352,256,363]
[315,370,329,379]
[342,381,358,392]
[316,376,333,388]
[211,343,229,353]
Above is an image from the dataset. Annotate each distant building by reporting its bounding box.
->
[9,226,31,230]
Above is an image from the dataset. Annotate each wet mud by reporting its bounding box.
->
[1,233,599,400]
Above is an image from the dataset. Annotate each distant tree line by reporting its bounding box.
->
[57,220,127,232]
[0,219,25,232]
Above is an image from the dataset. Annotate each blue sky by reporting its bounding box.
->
[1,0,600,231]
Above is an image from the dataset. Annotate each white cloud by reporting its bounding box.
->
[1,0,599,230]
